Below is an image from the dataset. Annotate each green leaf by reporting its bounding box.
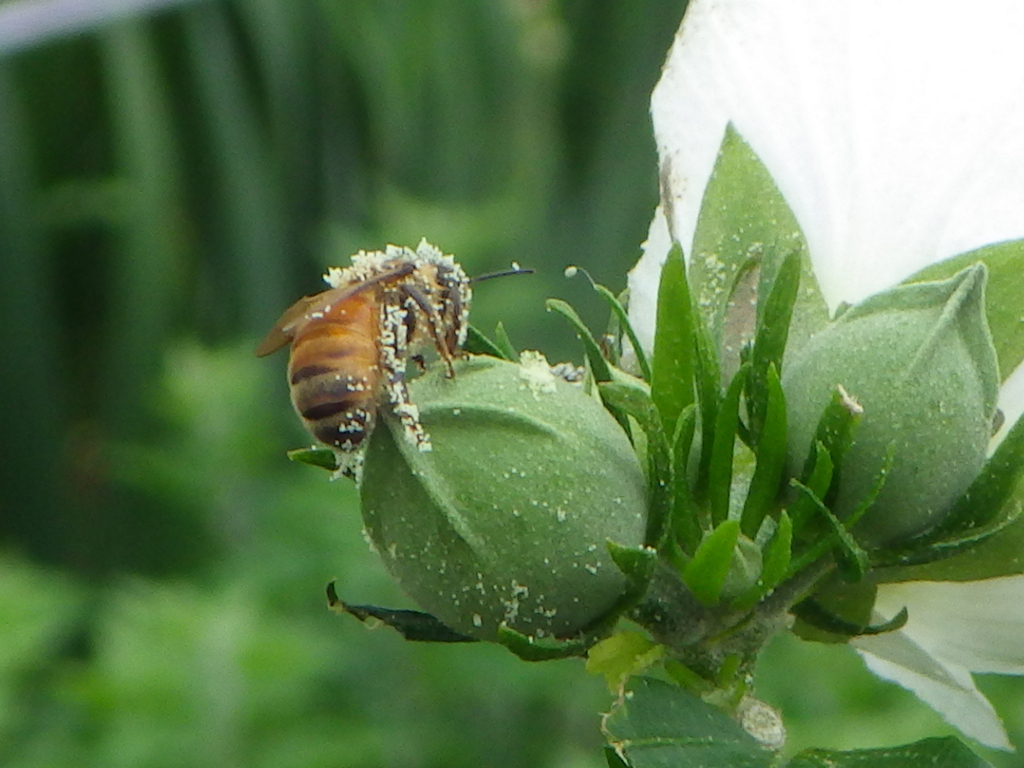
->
[907,239,1024,379]
[495,624,589,661]
[788,736,992,768]
[602,542,659,624]
[683,520,741,606]
[286,446,339,471]
[791,598,907,639]
[741,365,787,538]
[930,410,1024,536]
[747,249,801,439]
[586,631,664,693]
[788,442,834,532]
[873,509,1024,581]
[598,380,673,548]
[607,541,658,591]
[602,677,774,768]
[693,304,723,492]
[493,320,517,361]
[546,298,613,382]
[689,124,817,348]
[709,365,748,526]
[464,324,511,360]
[800,385,863,498]
[651,244,695,431]
[573,271,651,383]
[872,506,1020,570]
[734,512,792,609]
[758,511,792,592]
[670,405,702,554]
[327,583,477,643]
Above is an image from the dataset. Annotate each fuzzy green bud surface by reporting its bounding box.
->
[781,265,999,547]
[360,354,648,641]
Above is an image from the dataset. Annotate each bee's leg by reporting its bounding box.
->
[380,300,432,451]
[403,285,457,378]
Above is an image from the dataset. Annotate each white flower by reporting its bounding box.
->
[628,0,1024,751]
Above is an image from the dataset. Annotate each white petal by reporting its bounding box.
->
[645,0,1024,313]
[993,360,1024,447]
[853,630,1012,751]
[872,577,1024,675]
[628,206,673,356]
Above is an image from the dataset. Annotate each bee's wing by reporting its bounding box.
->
[254,262,416,357]
[255,292,331,357]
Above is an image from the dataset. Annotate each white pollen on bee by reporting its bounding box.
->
[323,266,346,288]
[310,311,324,319]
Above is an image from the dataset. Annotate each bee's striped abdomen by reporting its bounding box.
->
[286,292,381,451]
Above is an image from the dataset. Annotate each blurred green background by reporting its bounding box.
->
[0,1,1021,766]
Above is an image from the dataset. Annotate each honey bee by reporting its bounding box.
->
[256,240,471,479]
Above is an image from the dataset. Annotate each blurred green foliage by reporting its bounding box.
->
[1,1,1022,766]
[0,1,679,764]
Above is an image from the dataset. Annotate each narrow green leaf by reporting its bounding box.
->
[651,244,695,431]
[598,380,673,548]
[872,513,1024,582]
[740,365,787,538]
[464,324,511,360]
[327,583,477,643]
[872,506,1020,570]
[683,520,741,606]
[759,511,792,593]
[670,405,702,554]
[734,512,793,609]
[571,270,652,383]
[546,298,613,381]
[928,411,1024,537]
[493,321,517,361]
[601,542,660,626]
[801,385,863,497]
[496,624,589,661]
[786,479,867,582]
[788,736,992,768]
[791,598,908,639]
[709,365,748,526]
[607,541,658,590]
[693,303,722,494]
[747,248,801,439]
[287,447,339,471]
[602,677,774,768]
[788,442,834,532]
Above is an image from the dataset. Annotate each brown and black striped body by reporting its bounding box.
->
[256,241,472,479]
[286,289,380,452]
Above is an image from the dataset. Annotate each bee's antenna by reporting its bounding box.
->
[470,263,534,283]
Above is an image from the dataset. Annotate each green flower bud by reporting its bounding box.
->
[360,354,648,642]
[782,265,999,547]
